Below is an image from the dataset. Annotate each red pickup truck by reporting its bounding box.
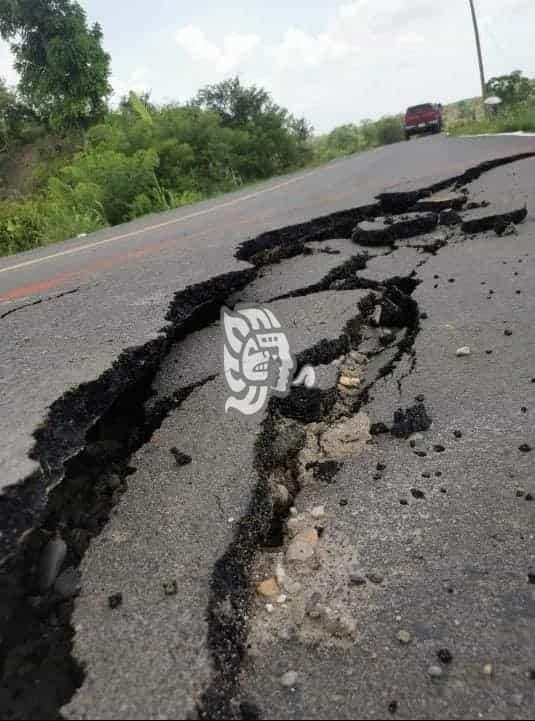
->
[405,103,443,140]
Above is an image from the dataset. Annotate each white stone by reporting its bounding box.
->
[456,346,471,357]
[281,671,298,688]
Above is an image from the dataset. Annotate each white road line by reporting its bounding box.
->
[0,169,319,276]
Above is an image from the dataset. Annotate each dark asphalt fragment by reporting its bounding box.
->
[163,580,178,597]
[313,460,342,484]
[108,593,123,610]
[170,448,193,466]
[391,403,432,438]
[352,212,438,246]
[438,649,454,665]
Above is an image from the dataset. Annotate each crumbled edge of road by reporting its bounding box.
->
[0,150,534,719]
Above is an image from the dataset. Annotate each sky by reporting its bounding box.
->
[1,0,535,133]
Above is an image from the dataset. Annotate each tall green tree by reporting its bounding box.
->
[486,70,535,108]
[193,77,273,129]
[0,0,111,131]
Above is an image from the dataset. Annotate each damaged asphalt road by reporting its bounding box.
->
[1,136,535,720]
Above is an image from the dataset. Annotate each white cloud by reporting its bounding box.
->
[176,25,259,74]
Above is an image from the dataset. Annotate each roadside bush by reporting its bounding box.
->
[0,199,45,255]
[375,115,404,145]
[448,104,535,136]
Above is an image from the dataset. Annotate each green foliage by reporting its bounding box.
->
[0,0,111,130]
[374,116,404,145]
[0,190,102,256]
[448,103,535,136]
[0,80,317,255]
[486,70,535,108]
[310,115,403,163]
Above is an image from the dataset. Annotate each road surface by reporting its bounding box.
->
[1,134,535,720]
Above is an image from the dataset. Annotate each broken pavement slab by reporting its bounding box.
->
[413,191,467,212]
[461,204,528,234]
[351,213,438,247]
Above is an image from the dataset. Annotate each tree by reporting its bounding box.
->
[193,77,274,129]
[0,0,111,131]
[486,70,535,108]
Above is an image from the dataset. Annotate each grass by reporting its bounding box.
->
[448,105,535,136]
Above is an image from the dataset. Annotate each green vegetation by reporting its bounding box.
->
[447,71,535,136]
[0,0,111,131]
[309,116,404,163]
[3,3,531,259]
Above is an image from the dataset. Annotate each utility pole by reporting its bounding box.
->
[468,0,486,101]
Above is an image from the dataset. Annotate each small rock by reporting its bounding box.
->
[411,488,426,500]
[372,305,382,327]
[349,565,367,587]
[519,444,531,453]
[433,444,446,453]
[367,572,384,585]
[281,671,298,688]
[276,595,288,605]
[257,578,280,598]
[295,527,319,546]
[456,346,471,357]
[483,663,494,677]
[108,593,123,610]
[170,448,192,466]
[311,506,326,519]
[409,433,425,448]
[39,536,67,592]
[504,329,513,337]
[286,541,315,563]
[437,648,453,665]
[454,430,462,439]
[339,375,361,389]
[323,609,358,638]
[274,484,290,507]
[163,580,178,597]
[54,567,82,599]
[266,604,275,614]
[428,665,443,678]
[397,630,412,645]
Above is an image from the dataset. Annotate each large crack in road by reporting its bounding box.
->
[0,152,534,720]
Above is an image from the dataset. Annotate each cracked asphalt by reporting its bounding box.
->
[1,136,535,720]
